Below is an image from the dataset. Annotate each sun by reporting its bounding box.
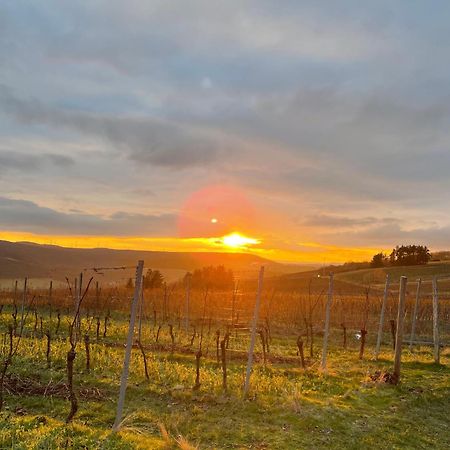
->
[221,232,260,248]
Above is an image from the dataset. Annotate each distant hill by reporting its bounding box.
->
[0,240,314,283]
[334,262,450,288]
[277,261,450,295]
[269,270,365,294]
[431,251,450,261]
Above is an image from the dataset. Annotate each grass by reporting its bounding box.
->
[335,263,450,290]
[0,313,448,449]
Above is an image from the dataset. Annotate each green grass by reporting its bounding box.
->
[335,262,450,290]
[0,316,448,449]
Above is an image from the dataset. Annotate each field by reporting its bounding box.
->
[0,268,448,449]
[334,262,450,291]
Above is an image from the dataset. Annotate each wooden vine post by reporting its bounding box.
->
[48,280,53,319]
[184,273,191,332]
[432,276,440,364]
[19,278,28,332]
[137,276,144,342]
[375,274,390,359]
[321,273,334,371]
[77,273,83,334]
[243,266,264,397]
[393,276,407,384]
[112,260,144,431]
[221,332,230,392]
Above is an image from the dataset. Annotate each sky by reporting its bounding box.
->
[1,1,450,263]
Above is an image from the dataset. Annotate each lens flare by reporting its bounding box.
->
[178,185,255,238]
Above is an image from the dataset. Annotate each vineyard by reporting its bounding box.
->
[0,262,448,449]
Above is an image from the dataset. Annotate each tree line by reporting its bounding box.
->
[126,265,235,290]
[371,244,431,268]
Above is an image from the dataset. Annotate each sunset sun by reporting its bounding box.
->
[221,232,260,248]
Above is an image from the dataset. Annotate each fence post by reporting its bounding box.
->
[231,281,238,327]
[13,279,18,305]
[375,274,390,359]
[95,281,100,317]
[49,280,53,320]
[393,276,407,383]
[184,273,191,332]
[321,273,334,371]
[409,278,421,351]
[137,276,144,342]
[243,266,265,397]
[112,260,144,431]
[432,276,440,364]
[19,277,28,330]
[75,273,83,333]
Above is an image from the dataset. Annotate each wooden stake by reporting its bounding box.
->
[221,333,230,392]
[390,319,396,350]
[13,280,18,306]
[297,336,306,368]
[340,323,347,350]
[137,276,144,342]
[163,283,167,322]
[393,276,407,383]
[243,266,264,397]
[19,278,27,331]
[78,273,83,332]
[112,260,144,431]
[95,281,100,317]
[48,281,53,320]
[184,273,191,332]
[84,334,90,373]
[409,278,421,351]
[375,274,390,359]
[432,276,440,364]
[45,332,51,369]
[231,280,238,328]
[321,273,333,371]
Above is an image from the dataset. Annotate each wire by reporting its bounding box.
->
[83,266,135,272]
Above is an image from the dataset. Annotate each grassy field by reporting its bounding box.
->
[0,310,448,450]
[334,262,450,290]
[0,265,448,450]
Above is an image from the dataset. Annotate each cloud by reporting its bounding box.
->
[0,150,75,173]
[0,197,176,236]
[325,222,450,249]
[45,153,75,167]
[0,87,230,169]
[301,215,398,229]
[209,85,450,172]
[23,1,388,77]
[0,152,39,172]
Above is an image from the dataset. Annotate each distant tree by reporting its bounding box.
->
[370,252,387,268]
[143,269,164,289]
[389,245,431,266]
[126,277,134,289]
[190,265,234,290]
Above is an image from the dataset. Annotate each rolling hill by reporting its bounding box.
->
[276,261,450,295]
[0,240,314,283]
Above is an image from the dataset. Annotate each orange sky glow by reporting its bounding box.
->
[0,231,386,264]
[0,184,393,263]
